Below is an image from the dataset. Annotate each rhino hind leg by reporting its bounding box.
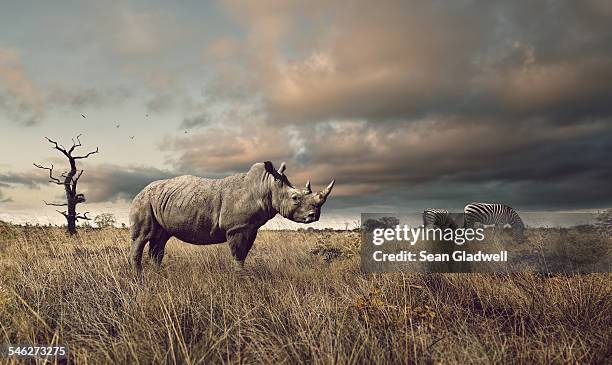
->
[149,231,171,267]
[131,239,147,272]
[130,203,162,271]
[227,229,258,269]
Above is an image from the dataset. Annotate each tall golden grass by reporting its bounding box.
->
[0,224,610,364]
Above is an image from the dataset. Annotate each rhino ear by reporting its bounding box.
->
[305,179,311,193]
[278,162,286,175]
[263,161,276,175]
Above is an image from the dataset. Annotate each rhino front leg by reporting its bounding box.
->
[227,228,257,270]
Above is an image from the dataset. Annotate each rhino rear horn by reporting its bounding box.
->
[322,179,335,198]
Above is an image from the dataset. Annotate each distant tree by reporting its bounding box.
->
[94,213,117,228]
[362,219,380,232]
[34,135,98,234]
[362,216,400,232]
[596,209,612,233]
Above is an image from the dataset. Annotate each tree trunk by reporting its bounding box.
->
[65,159,78,235]
[66,195,77,234]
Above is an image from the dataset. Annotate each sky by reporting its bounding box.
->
[1,0,612,227]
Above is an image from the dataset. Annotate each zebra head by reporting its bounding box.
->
[512,216,525,243]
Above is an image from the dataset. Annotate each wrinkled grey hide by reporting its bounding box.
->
[130,161,334,270]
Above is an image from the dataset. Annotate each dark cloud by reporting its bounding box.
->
[77,164,177,203]
[146,93,176,113]
[210,0,612,125]
[1,164,176,204]
[46,86,133,109]
[3,116,609,211]
[180,113,211,129]
[0,172,46,189]
[160,115,612,210]
[157,0,611,211]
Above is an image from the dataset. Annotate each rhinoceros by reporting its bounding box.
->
[129,161,334,270]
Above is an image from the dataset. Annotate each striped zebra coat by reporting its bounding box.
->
[423,209,458,229]
[463,203,525,241]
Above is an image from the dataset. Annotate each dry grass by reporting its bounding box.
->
[0,224,610,364]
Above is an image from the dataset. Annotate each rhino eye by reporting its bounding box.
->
[291,195,299,203]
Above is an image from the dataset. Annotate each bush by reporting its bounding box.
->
[94,213,117,228]
[362,216,400,232]
[310,231,360,262]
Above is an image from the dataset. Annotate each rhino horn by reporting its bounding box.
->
[278,162,286,175]
[305,179,311,193]
[321,179,335,198]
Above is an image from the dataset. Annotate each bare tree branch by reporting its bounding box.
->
[76,212,91,221]
[33,163,63,185]
[73,169,84,184]
[43,200,67,207]
[45,137,62,150]
[68,134,83,154]
[73,147,99,160]
[56,210,68,218]
[45,137,69,157]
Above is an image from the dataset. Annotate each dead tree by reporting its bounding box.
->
[34,134,99,234]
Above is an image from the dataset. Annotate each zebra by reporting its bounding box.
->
[463,203,525,242]
[423,209,458,229]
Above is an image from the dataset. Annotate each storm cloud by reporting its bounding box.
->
[172,0,612,210]
[160,116,612,210]
[208,0,612,125]
[0,164,176,204]
[180,113,211,130]
[76,165,177,203]
[0,171,46,188]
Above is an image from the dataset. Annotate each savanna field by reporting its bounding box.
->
[0,222,610,364]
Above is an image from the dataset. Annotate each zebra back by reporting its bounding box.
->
[464,202,525,241]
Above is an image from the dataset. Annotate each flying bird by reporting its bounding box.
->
[145,114,149,117]
[116,124,120,128]
[185,130,188,134]
[130,136,135,140]
[81,114,86,119]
